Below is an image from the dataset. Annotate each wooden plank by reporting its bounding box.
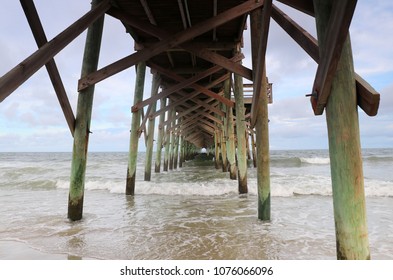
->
[78,0,264,90]
[311,0,358,115]
[276,0,314,16]
[355,73,380,116]
[107,7,253,81]
[20,0,75,136]
[271,4,379,116]
[250,0,272,127]
[0,0,111,102]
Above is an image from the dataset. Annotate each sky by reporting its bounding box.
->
[0,0,392,152]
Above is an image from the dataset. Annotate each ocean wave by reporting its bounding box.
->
[299,157,330,165]
[54,177,393,197]
[270,156,330,167]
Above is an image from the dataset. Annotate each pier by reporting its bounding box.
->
[0,0,381,260]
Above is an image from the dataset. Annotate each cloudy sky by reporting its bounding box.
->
[0,0,392,152]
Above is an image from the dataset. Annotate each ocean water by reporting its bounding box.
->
[0,149,392,260]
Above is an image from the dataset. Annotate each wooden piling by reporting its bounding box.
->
[255,65,271,220]
[169,109,176,170]
[67,0,105,221]
[179,134,184,168]
[251,8,271,221]
[126,61,146,195]
[214,129,221,169]
[163,104,172,171]
[314,0,370,259]
[233,72,248,193]
[155,98,167,173]
[246,131,252,161]
[174,129,180,169]
[144,73,160,181]
[250,129,257,168]
[224,78,237,180]
[221,123,228,172]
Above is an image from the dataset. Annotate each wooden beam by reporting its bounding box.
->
[276,0,314,16]
[271,4,319,61]
[132,63,223,112]
[149,63,234,107]
[167,87,225,118]
[161,97,218,127]
[250,0,273,127]
[0,0,111,102]
[79,0,264,90]
[106,7,253,80]
[139,0,157,25]
[20,0,75,136]
[271,4,379,116]
[151,74,228,120]
[311,0,358,115]
[177,0,188,30]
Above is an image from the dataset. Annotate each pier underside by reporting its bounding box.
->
[0,0,382,260]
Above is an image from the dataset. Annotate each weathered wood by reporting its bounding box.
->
[214,130,221,169]
[355,73,380,116]
[68,0,105,221]
[154,98,166,173]
[234,73,247,193]
[271,4,380,116]
[132,63,223,112]
[250,0,272,128]
[126,62,146,195]
[311,0,358,115]
[149,73,230,119]
[149,63,234,108]
[224,78,237,180]
[220,123,228,172]
[107,6,251,80]
[79,0,264,90]
[174,123,180,169]
[155,98,167,173]
[169,111,177,170]
[179,134,184,168]
[20,0,75,136]
[144,74,160,181]
[0,0,111,102]
[251,8,271,220]
[163,105,173,172]
[250,129,257,168]
[314,0,370,260]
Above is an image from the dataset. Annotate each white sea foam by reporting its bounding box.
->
[299,157,330,165]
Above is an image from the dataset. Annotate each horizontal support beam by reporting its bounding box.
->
[0,0,111,102]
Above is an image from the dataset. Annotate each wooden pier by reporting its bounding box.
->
[0,0,381,260]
